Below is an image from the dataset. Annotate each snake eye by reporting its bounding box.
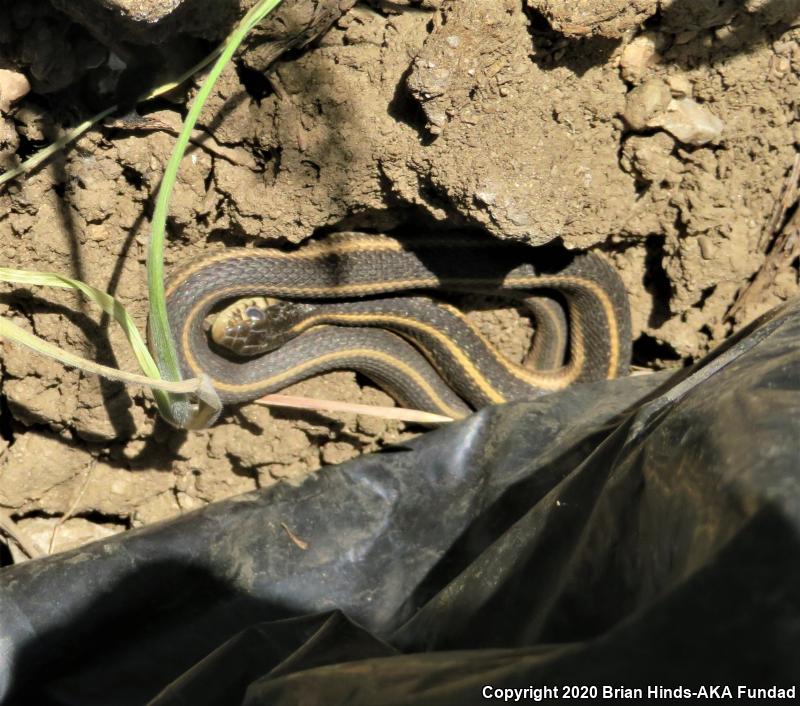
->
[243,306,266,323]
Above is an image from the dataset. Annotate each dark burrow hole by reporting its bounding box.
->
[643,235,672,328]
[523,5,619,74]
[69,509,132,529]
[522,5,554,34]
[121,165,144,190]
[13,129,48,162]
[0,393,13,443]
[633,332,683,368]
[0,542,12,567]
[387,63,437,146]
[235,60,274,103]
[698,285,716,308]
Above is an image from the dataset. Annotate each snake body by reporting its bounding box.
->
[165,232,632,418]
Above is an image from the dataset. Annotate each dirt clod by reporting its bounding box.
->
[0,68,30,113]
[623,78,673,130]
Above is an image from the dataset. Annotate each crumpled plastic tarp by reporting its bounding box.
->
[1,299,799,705]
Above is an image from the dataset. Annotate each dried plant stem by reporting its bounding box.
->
[48,461,97,555]
[0,508,45,561]
[729,153,800,322]
[256,393,454,424]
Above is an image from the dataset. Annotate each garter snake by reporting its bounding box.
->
[164,232,632,419]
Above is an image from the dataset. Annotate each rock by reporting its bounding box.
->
[666,74,693,98]
[621,131,682,184]
[651,97,725,146]
[0,68,31,113]
[623,78,723,146]
[619,32,664,83]
[50,0,356,48]
[622,78,672,130]
[48,0,253,44]
[525,0,657,38]
[744,0,800,24]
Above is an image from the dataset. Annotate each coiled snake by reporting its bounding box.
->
[165,232,631,419]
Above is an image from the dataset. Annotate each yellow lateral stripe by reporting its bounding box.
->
[438,303,584,389]
[258,268,619,387]
[183,290,502,402]
[171,264,618,380]
[283,311,513,400]
[165,237,405,298]
[174,259,622,405]
[165,234,530,298]
[288,310,578,392]
[185,345,466,419]
[507,273,618,377]
[524,298,567,368]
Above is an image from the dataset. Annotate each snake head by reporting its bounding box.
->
[210,297,307,357]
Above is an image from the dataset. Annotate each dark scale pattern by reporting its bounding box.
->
[162,235,631,414]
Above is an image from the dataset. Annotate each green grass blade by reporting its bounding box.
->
[0,43,226,188]
[0,317,202,394]
[0,0,285,429]
[147,0,284,428]
[0,267,206,396]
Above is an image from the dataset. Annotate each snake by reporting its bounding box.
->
[164,232,632,419]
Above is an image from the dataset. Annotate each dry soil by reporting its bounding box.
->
[0,0,798,558]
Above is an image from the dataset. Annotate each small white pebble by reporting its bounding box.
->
[653,97,725,146]
[666,74,693,98]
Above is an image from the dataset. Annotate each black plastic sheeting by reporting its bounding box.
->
[2,299,800,705]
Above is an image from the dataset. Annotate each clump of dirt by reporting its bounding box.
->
[0,0,798,559]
